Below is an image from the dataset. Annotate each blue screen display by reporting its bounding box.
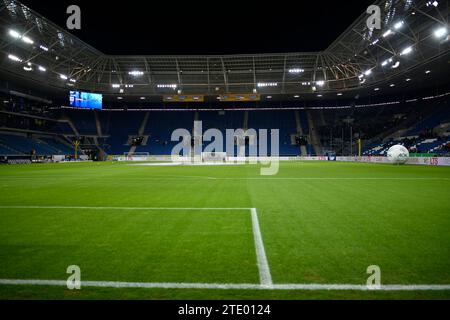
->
[69,91,103,109]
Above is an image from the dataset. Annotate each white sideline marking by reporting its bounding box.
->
[129,162,245,167]
[2,176,449,181]
[1,279,450,291]
[0,206,251,211]
[251,208,273,286]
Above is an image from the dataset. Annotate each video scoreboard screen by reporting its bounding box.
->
[69,91,103,109]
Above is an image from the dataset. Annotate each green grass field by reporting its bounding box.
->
[0,161,449,299]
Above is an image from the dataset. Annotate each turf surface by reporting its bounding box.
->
[0,161,449,299]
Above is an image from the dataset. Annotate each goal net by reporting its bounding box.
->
[201,151,227,162]
[123,152,150,161]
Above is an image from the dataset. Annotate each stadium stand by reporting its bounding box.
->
[1,94,450,158]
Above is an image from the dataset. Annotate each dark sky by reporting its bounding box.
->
[20,0,375,55]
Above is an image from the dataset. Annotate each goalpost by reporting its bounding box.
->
[123,152,150,161]
[201,151,228,162]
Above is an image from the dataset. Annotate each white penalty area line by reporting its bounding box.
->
[0,279,449,291]
[0,206,273,287]
[251,208,273,286]
[0,205,274,288]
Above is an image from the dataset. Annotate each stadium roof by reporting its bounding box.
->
[0,0,449,100]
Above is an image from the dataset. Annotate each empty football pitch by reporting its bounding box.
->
[0,161,449,299]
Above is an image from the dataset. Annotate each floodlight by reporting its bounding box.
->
[21,36,33,44]
[8,54,22,62]
[60,74,68,80]
[400,46,413,55]
[38,66,46,72]
[257,82,277,87]
[383,29,392,38]
[394,21,404,30]
[434,27,448,38]
[9,29,21,39]
[157,84,177,89]
[289,68,304,74]
[128,71,144,76]
[391,61,400,69]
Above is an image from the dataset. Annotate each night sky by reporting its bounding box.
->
[20,0,375,55]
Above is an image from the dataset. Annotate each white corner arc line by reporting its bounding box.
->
[251,208,273,286]
[1,279,450,291]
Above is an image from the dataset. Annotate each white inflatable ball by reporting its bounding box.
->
[386,144,409,164]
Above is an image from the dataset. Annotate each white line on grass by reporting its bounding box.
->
[251,208,273,286]
[1,279,449,291]
[2,177,449,181]
[2,206,449,292]
[0,205,251,211]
